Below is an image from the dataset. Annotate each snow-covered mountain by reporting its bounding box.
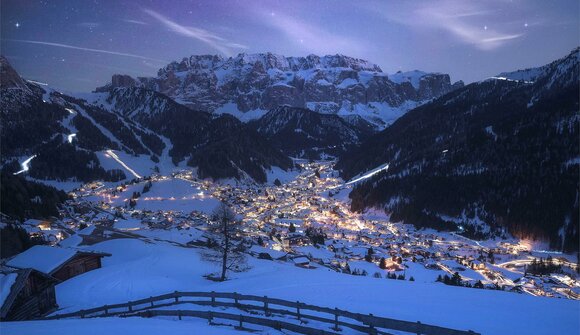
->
[0,58,292,184]
[496,47,579,86]
[96,53,463,128]
[337,48,580,251]
[250,105,374,158]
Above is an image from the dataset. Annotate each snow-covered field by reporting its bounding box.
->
[86,178,219,213]
[2,237,578,335]
[2,317,249,335]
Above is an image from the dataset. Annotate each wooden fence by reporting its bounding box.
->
[44,291,480,335]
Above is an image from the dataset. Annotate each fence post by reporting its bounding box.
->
[368,313,376,335]
[239,314,243,328]
[296,301,301,320]
[128,302,132,313]
[416,321,422,335]
[174,290,179,303]
[264,296,269,316]
[334,307,339,330]
[178,310,181,320]
[208,311,213,323]
[150,296,154,307]
[211,291,216,307]
[104,305,108,316]
[234,292,239,305]
[80,310,85,319]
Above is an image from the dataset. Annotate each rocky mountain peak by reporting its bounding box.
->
[0,56,29,90]
[95,52,462,127]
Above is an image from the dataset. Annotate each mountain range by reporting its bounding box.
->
[95,53,463,128]
[1,48,578,250]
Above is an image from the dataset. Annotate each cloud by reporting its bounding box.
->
[143,8,247,56]
[123,19,149,26]
[258,10,363,55]
[371,1,524,51]
[4,39,166,62]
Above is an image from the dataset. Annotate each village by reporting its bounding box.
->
[3,160,580,321]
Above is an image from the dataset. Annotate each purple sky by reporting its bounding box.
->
[1,0,578,92]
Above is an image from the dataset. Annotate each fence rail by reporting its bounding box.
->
[44,291,480,335]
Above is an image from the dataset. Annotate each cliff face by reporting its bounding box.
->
[96,52,462,127]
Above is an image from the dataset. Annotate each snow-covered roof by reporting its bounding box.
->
[0,272,17,307]
[6,245,109,275]
[292,256,310,264]
[7,246,77,274]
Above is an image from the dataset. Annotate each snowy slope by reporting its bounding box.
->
[16,237,577,335]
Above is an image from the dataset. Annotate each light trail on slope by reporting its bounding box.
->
[105,149,141,179]
[345,163,389,185]
[67,133,77,143]
[13,155,37,175]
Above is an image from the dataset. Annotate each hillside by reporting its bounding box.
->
[337,48,580,251]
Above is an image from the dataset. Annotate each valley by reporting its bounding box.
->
[4,158,579,335]
[0,5,578,332]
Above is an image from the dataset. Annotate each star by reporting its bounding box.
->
[15,22,20,28]
[524,23,529,27]
[484,25,488,30]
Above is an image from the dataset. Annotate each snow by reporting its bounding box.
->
[96,151,153,179]
[35,237,580,335]
[66,133,76,144]
[336,100,421,129]
[249,245,286,259]
[345,162,389,185]
[337,78,358,88]
[265,166,299,185]
[58,235,83,248]
[497,68,543,83]
[104,150,141,179]
[6,245,77,274]
[0,272,18,307]
[1,317,250,335]
[13,155,37,175]
[388,70,428,89]
[485,125,498,141]
[214,102,267,122]
[88,178,219,213]
[114,218,143,230]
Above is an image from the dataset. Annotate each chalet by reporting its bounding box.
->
[470,260,486,270]
[6,245,111,282]
[285,235,311,247]
[0,267,58,321]
[292,255,313,268]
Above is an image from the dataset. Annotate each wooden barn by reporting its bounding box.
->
[0,267,58,321]
[6,245,111,282]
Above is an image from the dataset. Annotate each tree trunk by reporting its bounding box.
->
[221,219,229,281]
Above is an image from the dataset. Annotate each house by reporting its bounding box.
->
[6,245,111,282]
[470,260,486,270]
[0,266,58,321]
[292,255,311,266]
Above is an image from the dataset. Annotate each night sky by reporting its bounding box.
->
[1,0,578,92]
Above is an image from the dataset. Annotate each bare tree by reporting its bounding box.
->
[204,202,247,281]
